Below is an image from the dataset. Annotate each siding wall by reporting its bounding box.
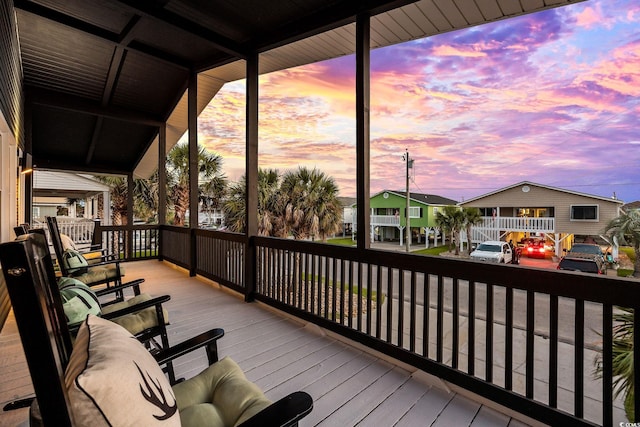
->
[0,0,23,147]
[461,184,623,235]
[0,0,23,331]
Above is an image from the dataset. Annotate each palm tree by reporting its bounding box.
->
[223,179,247,233]
[166,143,224,226]
[594,210,640,422]
[95,175,157,225]
[279,167,341,241]
[95,176,128,225]
[223,169,284,236]
[595,307,635,421]
[603,209,640,278]
[223,167,341,242]
[462,207,483,254]
[435,205,464,255]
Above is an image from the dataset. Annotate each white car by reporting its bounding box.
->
[470,241,513,264]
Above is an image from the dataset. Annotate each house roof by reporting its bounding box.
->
[459,181,625,206]
[373,190,458,206]
[13,0,586,177]
[337,196,357,208]
[33,170,110,198]
[623,201,640,211]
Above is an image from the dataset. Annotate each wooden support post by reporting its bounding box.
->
[355,13,371,251]
[245,52,259,301]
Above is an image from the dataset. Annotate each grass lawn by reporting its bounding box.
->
[327,237,356,246]
[412,245,451,256]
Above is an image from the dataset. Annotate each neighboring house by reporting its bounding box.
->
[32,170,112,224]
[459,181,624,258]
[622,200,640,212]
[353,190,458,246]
[338,196,357,236]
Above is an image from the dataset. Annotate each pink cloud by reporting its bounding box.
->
[575,6,603,29]
[432,45,487,58]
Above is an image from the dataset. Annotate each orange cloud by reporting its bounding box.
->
[432,45,487,58]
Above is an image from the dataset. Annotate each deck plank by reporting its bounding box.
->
[470,406,511,427]
[356,378,430,426]
[316,366,410,427]
[0,260,534,427]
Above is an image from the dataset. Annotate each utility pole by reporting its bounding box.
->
[403,149,412,252]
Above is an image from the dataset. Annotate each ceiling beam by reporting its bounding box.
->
[13,0,191,70]
[113,0,247,59]
[27,87,164,127]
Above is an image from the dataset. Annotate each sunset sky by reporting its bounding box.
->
[196,0,640,204]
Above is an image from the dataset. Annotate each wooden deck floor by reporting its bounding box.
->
[0,260,536,427]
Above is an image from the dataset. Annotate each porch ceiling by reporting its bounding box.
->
[15,0,586,176]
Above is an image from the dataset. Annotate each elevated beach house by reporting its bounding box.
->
[459,181,625,258]
[353,190,457,246]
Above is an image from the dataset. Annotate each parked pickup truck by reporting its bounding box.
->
[470,241,514,264]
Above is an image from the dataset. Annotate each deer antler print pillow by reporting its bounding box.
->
[65,315,181,427]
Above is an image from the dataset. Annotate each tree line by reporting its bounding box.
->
[99,143,343,241]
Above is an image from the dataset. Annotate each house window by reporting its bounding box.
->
[570,205,598,221]
[478,207,495,217]
[409,207,421,218]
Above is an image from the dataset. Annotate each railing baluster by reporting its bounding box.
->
[486,283,494,382]
[310,255,316,315]
[357,262,363,332]
[549,294,558,407]
[468,281,475,376]
[340,258,346,325]
[633,306,640,423]
[286,249,291,305]
[526,290,534,399]
[575,299,584,417]
[348,260,353,328]
[398,269,404,348]
[376,265,382,339]
[452,277,459,369]
[324,256,330,319]
[423,274,430,358]
[602,303,612,426]
[386,267,393,344]
[332,257,338,322]
[409,271,416,353]
[304,253,310,312]
[366,263,372,335]
[437,275,444,362]
[505,287,513,390]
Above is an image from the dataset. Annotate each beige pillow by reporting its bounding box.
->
[60,233,77,251]
[65,315,181,427]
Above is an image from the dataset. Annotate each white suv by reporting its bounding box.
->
[470,241,513,264]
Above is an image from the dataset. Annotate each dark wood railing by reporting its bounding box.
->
[94,224,159,261]
[102,225,638,427]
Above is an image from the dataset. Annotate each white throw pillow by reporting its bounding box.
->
[65,315,181,427]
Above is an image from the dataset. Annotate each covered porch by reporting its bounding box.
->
[1,259,532,427]
[2,1,635,426]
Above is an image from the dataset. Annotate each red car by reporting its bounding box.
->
[525,239,547,258]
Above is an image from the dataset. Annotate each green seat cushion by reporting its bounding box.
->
[72,263,122,283]
[101,293,169,336]
[173,357,271,427]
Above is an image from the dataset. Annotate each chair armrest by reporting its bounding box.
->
[100,294,170,319]
[237,391,313,427]
[80,248,117,262]
[95,278,144,299]
[154,328,225,366]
